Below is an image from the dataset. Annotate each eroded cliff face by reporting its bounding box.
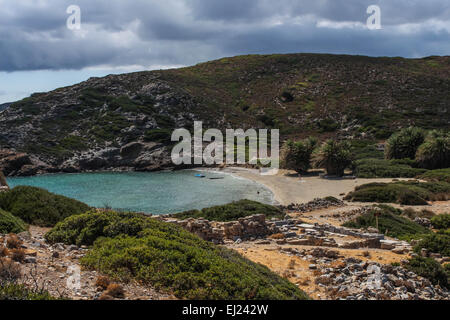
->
[0,74,204,175]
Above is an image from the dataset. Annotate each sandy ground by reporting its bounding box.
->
[221,167,407,205]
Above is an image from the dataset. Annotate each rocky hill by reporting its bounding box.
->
[0,53,449,176]
[0,103,11,112]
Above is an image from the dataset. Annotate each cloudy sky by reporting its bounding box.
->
[0,0,449,103]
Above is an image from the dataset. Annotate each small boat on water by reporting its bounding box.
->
[209,177,225,180]
[195,174,206,178]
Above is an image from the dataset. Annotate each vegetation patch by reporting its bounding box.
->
[0,186,90,227]
[342,205,431,240]
[354,158,427,178]
[344,181,450,205]
[431,214,450,230]
[280,137,317,173]
[172,200,284,222]
[405,256,448,289]
[0,209,27,234]
[414,231,450,257]
[46,210,308,300]
[418,168,450,183]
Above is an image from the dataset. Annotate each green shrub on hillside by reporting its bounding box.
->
[344,181,450,205]
[385,127,426,160]
[46,211,308,300]
[82,233,308,300]
[354,158,427,178]
[342,205,431,240]
[0,283,56,300]
[418,168,450,183]
[172,200,284,222]
[414,231,450,257]
[0,186,90,227]
[431,214,450,230]
[45,210,170,246]
[0,209,27,234]
[405,257,448,289]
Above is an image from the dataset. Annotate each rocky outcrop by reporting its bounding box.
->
[0,170,9,191]
[0,149,51,176]
[282,198,346,213]
[165,214,279,243]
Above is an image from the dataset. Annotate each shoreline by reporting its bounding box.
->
[6,166,412,209]
[214,167,410,206]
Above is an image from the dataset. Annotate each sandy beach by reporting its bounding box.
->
[221,167,407,206]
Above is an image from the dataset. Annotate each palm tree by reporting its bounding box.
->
[281,137,318,173]
[416,130,450,169]
[385,127,426,160]
[313,139,353,177]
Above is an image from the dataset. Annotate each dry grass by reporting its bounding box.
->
[269,233,285,240]
[288,259,296,270]
[0,246,9,257]
[95,276,111,291]
[0,257,21,281]
[98,293,114,300]
[6,234,22,249]
[10,248,25,263]
[105,284,125,298]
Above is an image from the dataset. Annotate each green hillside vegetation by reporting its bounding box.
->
[344,181,450,205]
[419,168,450,183]
[0,209,27,234]
[405,257,449,289]
[414,230,450,257]
[1,54,449,164]
[45,210,309,300]
[354,158,427,178]
[342,205,431,240]
[431,214,450,230]
[171,199,284,222]
[0,186,90,227]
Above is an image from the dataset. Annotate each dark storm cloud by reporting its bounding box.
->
[0,0,448,72]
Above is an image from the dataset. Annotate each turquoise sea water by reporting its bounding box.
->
[6,170,273,214]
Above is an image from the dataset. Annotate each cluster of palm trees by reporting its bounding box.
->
[386,127,450,169]
[281,138,352,177]
[281,127,449,177]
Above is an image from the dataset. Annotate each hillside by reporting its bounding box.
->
[0,103,11,112]
[0,53,449,176]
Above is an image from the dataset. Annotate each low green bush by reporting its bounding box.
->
[344,181,450,205]
[405,256,448,289]
[0,283,55,300]
[418,168,450,183]
[46,211,308,300]
[0,186,91,227]
[0,209,27,234]
[172,199,284,222]
[431,214,450,230]
[414,231,450,257]
[45,210,171,246]
[342,205,431,240]
[354,158,426,178]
